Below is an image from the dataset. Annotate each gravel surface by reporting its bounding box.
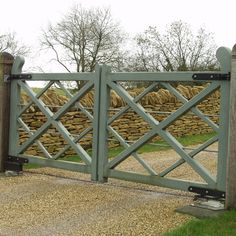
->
[0,145,218,236]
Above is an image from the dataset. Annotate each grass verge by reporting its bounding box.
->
[110,132,215,156]
[165,211,236,236]
[24,132,216,169]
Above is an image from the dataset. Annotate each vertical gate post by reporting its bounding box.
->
[226,44,236,209]
[97,65,111,182]
[0,52,14,172]
[215,47,231,191]
[91,64,102,181]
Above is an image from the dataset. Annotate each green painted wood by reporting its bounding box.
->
[108,71,224,82]
[158,135,219,177]
[217,81,230,191]
[226,44,236,209]
[53,127,93,159]
[108,129,157,169]
[97,65,111,182]
[19,80,54,119]
[54,81,73,97]
[91,65,102,181]
[51,120,92,165]
[8,80,20,157]
[160,82,219,132]
[53,81,94,120]
[108,82,158,125]
[106,80,219,186]
[107,169,215,191]
[22,155,91,173]
[8,58,24,158]
[11,56,25,74]
[17,80,94,154]
[101,64,226,190]
[8,46,231,193]
[18,119,52,154]
[108,126,157,175]
[30,73,96,81]
[157,129,216,186]
[55,80,94,121]
[157,82,220,130]
[19,81,54,116]
[18,77,95,163]
[108,81,159,129]
[188,135,219,157]
[216,47,231,73]
[18,118,52,159]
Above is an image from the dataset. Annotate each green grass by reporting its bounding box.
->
[107,132,215,156]
[23,163,41,169]
[32,87,76,96]
[165,211,236,236]
[24,132,216,169]
[58,132,215,162]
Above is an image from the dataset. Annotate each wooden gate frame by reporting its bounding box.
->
[8,57,101,181]
[98,47,231,194]
[0,46,234,199]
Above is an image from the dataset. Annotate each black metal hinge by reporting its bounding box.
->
[4,74,32,82]
[4,156,29,172]
[192,73,230,81]
[189,186,225,199]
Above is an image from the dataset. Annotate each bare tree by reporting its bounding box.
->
[0,32,30,56]
[127,21,218,72]
[41,5,125,78]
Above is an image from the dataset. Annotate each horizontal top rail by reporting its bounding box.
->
[10,72,96,81]
[11,71,229,82]
[108,71,229,82]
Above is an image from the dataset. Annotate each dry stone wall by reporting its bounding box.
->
[19,85,220,156]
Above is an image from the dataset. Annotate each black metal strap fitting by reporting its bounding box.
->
[192,73,230,81]
[4,74,32,82]
[189,186,225,199]
[4,156,29,172]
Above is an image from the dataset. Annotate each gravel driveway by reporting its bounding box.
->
[1,145,217,236]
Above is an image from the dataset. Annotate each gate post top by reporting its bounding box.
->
[101,64,111,76]
[0,52,14,78]
[232,44,236,56]
[11,56,25,74]
[216,46,232,73]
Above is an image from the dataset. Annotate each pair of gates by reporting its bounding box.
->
[7,47,231,196]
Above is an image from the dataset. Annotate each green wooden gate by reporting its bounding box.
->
[8,47,231,194]
[97,47,231,194]
[8,57,101,181]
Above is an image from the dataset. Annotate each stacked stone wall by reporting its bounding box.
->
[19,85,220,156]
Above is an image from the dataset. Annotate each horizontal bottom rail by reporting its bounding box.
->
[106,169,217,192]
[19,154,91,173]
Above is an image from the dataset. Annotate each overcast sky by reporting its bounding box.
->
[1,0,235,71]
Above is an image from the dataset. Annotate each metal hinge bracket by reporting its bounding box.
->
[188,186,225,199]
[4,74,32,82]
[4,156,29,172]
[192,73,230,81]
